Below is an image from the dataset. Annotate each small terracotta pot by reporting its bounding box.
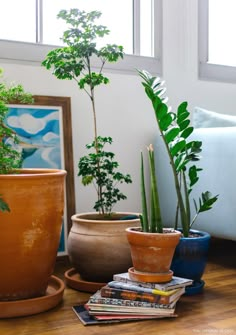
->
[68,212,140,282]
[0,169,66,301]
[126,227,181,282]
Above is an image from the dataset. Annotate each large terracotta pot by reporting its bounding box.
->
[68,212,140,282]
[126,227,181,283]
[0,168,66,301]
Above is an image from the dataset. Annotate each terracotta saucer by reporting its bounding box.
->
[64,268,106,293]
[0,275,65,319]
[128,267,173,283]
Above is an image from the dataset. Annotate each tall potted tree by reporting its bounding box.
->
[136,70,218,293]
[0,70,67,317]
[42,9,140,285]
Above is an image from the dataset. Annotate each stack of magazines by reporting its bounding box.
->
[72,272,193,325]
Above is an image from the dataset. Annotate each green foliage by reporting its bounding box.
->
[0,78,33,175]
[140,145,163,233]
[78,136,132,215]
[0,69,34,211]
[138,70,218,237]
[41,9,124,94]
[42,9,130,215]
[0,195,10,212]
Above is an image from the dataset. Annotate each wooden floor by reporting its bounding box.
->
[0,238,236,335]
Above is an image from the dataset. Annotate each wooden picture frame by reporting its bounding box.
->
[7,95,75,255]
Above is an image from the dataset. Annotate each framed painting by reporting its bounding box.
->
[6,95,75,256]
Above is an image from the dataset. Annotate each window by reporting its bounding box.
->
[0,0,162,75]
[199,0,236,82]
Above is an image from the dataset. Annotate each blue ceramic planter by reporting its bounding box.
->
[171,230,211,294]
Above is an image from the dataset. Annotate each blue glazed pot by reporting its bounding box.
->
[171,229,211,281]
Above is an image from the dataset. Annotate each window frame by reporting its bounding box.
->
[198,0,236,83]
[0,0,162,75]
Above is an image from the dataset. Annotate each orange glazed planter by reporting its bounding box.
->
[126,227,181,283]
[0,168,66,301]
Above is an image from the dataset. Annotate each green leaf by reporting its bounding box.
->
[140,152,149,232]
[144,86,155,100]
[174,152,189,171]
[198,192,219,213]
[81,175,93,186]
[181,126,194,139]
[155,102,168,121]
[159,113,173,131]
[189,165,199,187]
[186,140,202,153]
[178,119,190,131]
[177,102,188,118]
[164,127,180,143]
[0,198,10,212]
[170,139,186,156]
[148,145,162,233]
[152,95,162,112]
[177,111,190,123]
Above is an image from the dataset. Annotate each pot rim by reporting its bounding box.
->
[0,168,67,178]
[178,228,211,240]
[71,212,140,223]
[126,226,181,236]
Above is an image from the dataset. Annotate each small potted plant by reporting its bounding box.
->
[135,70,218,293]
[126,144,181,283]
[42,9,140,284]
[0,69,66,314]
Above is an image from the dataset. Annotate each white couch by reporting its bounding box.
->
[154,126,236,241]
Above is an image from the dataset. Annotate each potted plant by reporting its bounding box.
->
[42,9,140,284]
[0,69,66,316]
[126,144,182,283]
[136,70,218,293]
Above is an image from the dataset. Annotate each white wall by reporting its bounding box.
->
[1,0,236,215]
[0,63,157,214]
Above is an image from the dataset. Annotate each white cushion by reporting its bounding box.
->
[154,127,236,240]
[193,107,236,128]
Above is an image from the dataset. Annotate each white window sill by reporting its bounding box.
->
[199,61,236,84]
[0,39,162,76]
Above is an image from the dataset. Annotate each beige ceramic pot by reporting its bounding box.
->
[68,212,140,282]
[126,227,181,283]
[0,168,66,301]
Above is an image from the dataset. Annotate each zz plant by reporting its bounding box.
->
[139,70,218,237]
[42,9,132,216]
[0,69,33,211]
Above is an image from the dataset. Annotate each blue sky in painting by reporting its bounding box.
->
[5,106,62,169]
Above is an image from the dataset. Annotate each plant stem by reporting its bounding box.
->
[87,56,104,214]
[158,132,188,236]
[182,170,191,236]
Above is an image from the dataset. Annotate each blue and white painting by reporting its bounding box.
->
[6,106,64,169]
[6,104,66,255]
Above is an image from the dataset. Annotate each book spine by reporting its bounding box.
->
[108,281,174,296]
[112,274,193,291]
[112,274,164,290]
[101,286,170,304]
[88,296,174,309]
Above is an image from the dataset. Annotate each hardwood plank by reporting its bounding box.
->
[0,238,235,335]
